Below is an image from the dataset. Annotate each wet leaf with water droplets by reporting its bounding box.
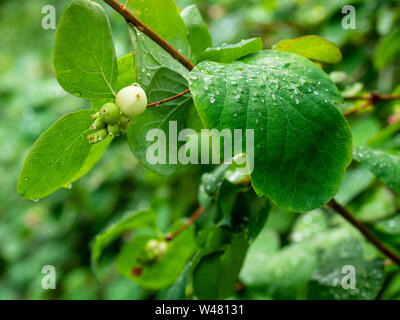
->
[307,239,384,300]
[54,0,118,99]
[17,110,110,200]
[353,146,400,194]
[189,50,352,212]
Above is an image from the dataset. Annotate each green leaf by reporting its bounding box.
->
[128,27,189,91]
[289,209,329,242]
[240,228,280,285]
[91,209,156,276]
[67,136,112,186]
[127,0,189,56]
[17,110,110,200]
[273,35,342,64]
[353,146,400,194]
[374,215,400,236]
[193,232,249,299]
[181,5,213,62]
[307,239,384,300]
[373,27,400,70]
[354,185,396,223]
[116,53,136,91]
[90,53,137,110]
[127,0,190,90]
[54,0,117,99]
[240,227,363,299]
[158,261,192,300]
[335,165,375,205]
[189,50,352,212]
[197,38,263,63]
[117,223,197,290]
[126,68,193,175]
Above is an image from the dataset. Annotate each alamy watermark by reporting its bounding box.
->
[145,121,254,175]
[41,265,56,290]
[341,264,356,290]
[341,5,356,30]
[42,5,56,30]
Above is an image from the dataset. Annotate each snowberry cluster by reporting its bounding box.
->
[88,84,147,144]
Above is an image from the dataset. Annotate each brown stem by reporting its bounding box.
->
[327,199,400,268]
[147,89,191,108]
[103,0,195,71]
[343,92,400,117]
[166,206,204,241]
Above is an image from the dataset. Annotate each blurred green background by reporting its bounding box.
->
[0,0,399,299]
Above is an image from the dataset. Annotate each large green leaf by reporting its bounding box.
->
[126,68,194,175]
[54,0,117,99]
[91,209,156,276]
[189,50,352,212]
[18,110,110,200]
[353,146,400,194]
[193,232,249,299]
[307,240,384,300]
[117,223,197,290]
[273,35,342,64]
[181,5,212,63]
[197,38,263,63]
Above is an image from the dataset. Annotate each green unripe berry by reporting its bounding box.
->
[119,115,132,129]
[116,84,147,117]
[97,128,108,140]
[91,119,106,130]
[91,112,100,120]
[87,133,99,144]
[145,239,168,261]
[107,123,120,137]
[100,103,121,124]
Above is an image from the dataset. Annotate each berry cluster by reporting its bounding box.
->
[131,239,169,277]
[88,84,147,144]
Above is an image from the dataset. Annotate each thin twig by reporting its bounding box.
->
[327,199,400,268]
[166,206,204,241]
[103,0,195,71]
[147,89,191,108]
[343,92,400,117]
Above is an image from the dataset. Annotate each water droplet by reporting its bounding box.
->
[23,177,29,182]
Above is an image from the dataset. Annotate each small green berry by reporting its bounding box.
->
[100,103,121,124]
[116,84,147,117]
[91,112,100,120]
[97,128,108,140]
[91,119,106,130]
[119,115,131,129]
[145,239,168,261]
[107,123,120,137]
[87,133,99,144]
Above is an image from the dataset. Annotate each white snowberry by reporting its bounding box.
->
[115,84,147,117]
